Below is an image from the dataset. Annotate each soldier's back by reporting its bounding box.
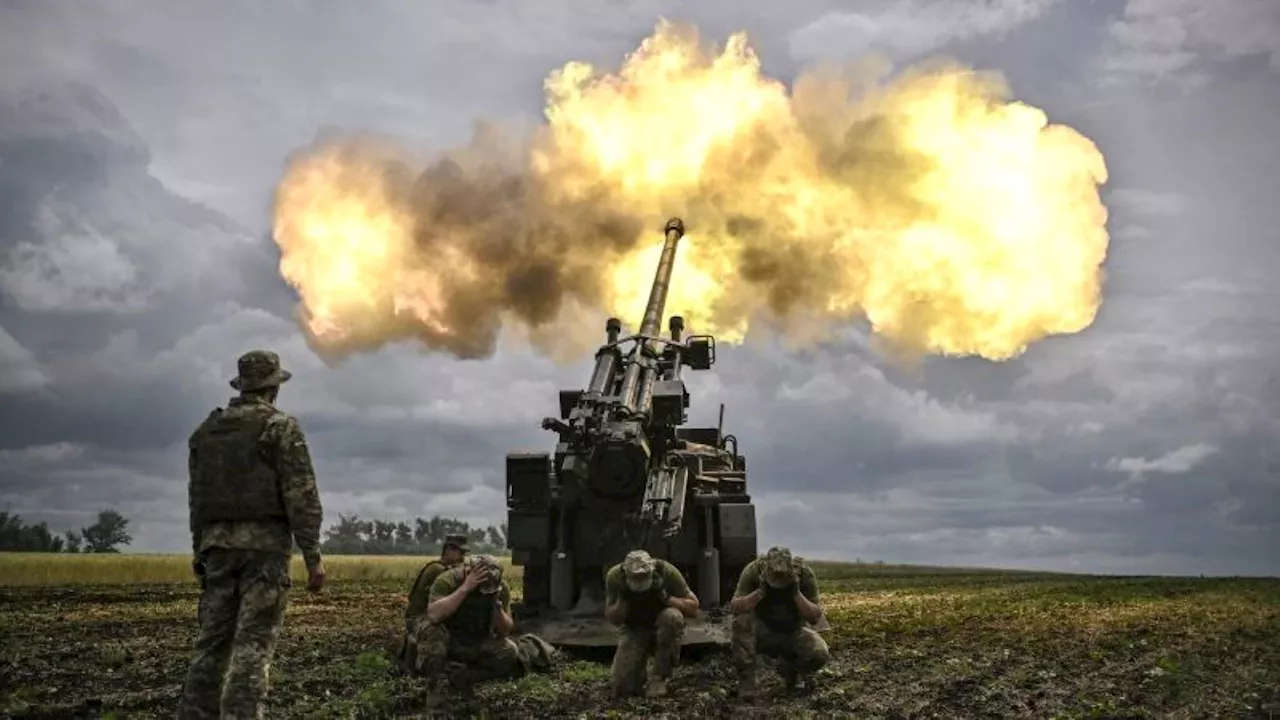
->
[189,397,295,557]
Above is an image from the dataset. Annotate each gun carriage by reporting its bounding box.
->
[504,217,759,647]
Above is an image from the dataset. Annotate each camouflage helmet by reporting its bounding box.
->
[761,546,796,588]
[463,553,502,594]
[229,350,292,392]
[622,550,656,592]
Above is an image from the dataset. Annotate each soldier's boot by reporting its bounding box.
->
[447,661,474,700]
[421,675,449,709]
[779,659,804,694]
[645,673,669,699]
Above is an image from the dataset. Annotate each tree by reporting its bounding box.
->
[0,511,24,550]
[81,509,133,553]
[413,517,431,544]
[395,522,413,547]
[323,514,368,554]
[487,524,506,548]
[317,514,512,556]
[0,511,81,552]
[64,530,82,553]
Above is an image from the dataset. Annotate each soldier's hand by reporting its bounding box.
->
[461,566,486,591]
[307,562,327,592]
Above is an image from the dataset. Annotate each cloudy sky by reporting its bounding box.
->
[2,0,1277,576]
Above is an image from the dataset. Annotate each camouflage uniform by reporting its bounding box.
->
[177,351,324,720]
[396,534,469,668]
[731,547,830,695]
[605,550,693,698]
[405,554,525,698]
[405,534,470,625]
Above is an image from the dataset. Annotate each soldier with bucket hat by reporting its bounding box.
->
[178,350,326,719]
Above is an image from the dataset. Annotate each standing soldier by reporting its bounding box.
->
[728,546,830,699]
[398,534,469,669]
[414,554,526,704]
[178,350,326,720]
[604,550,700,699]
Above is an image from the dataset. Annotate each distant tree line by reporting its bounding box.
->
[321,513,509,556]
[1,507,509,557]
[0,508,133,553]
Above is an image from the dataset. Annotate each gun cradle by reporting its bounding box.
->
[642,464,690,537]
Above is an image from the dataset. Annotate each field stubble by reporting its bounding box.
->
[1,554,1278,719]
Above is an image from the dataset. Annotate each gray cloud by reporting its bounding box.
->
[788,0,1063,64]
[0,324,49,393]
[0,0,1276,575]
[1101,0,1280,88]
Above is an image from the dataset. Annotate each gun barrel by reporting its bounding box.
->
[639,218,685,337]
[618,218,685,414]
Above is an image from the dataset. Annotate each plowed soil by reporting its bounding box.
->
[3,562,1279,719]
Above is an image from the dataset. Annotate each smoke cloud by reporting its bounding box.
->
[272,21,1109,364]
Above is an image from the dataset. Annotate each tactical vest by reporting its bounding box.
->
[188,407,287,527]
[446,573,496,641]
[405,561,446,621]
[755,579,804,634]
[622,560,670,629]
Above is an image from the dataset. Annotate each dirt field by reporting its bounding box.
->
[2,555,1278,719]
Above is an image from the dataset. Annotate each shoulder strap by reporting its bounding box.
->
[410,560,443,591]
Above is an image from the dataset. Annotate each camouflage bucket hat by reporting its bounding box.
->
[762,547,795,588]
[229,350,292,392]
[468,554,502,594]
[622,550,655,592]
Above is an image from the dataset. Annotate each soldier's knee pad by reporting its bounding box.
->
[496,638,520,660]
[798,632,831,671]
[731,612,756,633]
[656,607,685,630]
[413,624,449,656]
[418,621,449,640]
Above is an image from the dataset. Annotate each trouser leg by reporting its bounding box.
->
[177,551,241,720]
[610,627,652,697]
[219,553,291,720]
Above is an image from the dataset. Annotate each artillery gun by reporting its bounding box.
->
[504,217,758,647]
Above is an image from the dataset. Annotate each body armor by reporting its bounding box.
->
[189,407,287,527]
[447,577,497,641]
[622,560,671,629]
[755,581,804,634]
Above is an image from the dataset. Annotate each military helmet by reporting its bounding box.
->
[761,546,796,588]
[622,550,656,592]
[464,553,502,594]
[229,350,292,392]
[443,534,470,553]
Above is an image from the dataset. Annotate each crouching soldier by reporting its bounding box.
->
[406,554,525,703]
[728,546,830,699]
[605,550,700,699]
[396,534,469,669]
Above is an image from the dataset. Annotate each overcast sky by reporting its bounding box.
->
[2,0,1277,576]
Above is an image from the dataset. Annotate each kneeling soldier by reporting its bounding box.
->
[410,554,524,703]
[397,534,469,669]
[604,550,700,698]
[728,546,830,698]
